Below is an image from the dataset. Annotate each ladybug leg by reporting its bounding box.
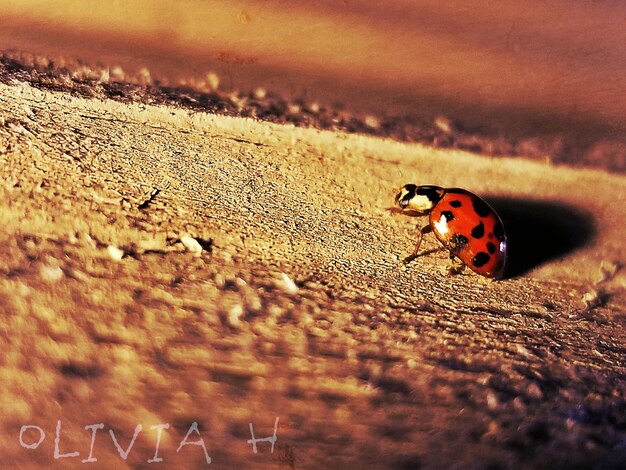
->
[447,252,466,275]
[403,224,432,264]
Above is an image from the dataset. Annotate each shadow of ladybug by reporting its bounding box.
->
[484,197,597,278]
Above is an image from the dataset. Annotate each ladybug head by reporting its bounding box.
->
[395,184,445,214]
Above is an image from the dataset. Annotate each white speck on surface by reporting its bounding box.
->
[107,245,125,261]
[515,344,535,359]
[206,72,220,91]
[40,264,63,282]
[364,115,380,129]
[227,304,245,327]
[180,236,202,255]
[486,391,499,410]
[434,115,453,134]
[278,273,299,295]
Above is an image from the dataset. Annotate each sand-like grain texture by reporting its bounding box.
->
[1,81,625,468]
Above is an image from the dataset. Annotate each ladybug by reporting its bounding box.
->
[393,184,507,279]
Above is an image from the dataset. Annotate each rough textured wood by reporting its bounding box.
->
[1,82,624,468]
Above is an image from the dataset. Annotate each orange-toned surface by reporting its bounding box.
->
[2,3,626,467]
[2,0,626,142]
[1,77,625,469]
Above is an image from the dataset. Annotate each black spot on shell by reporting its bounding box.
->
[472,198,491,217]
[487,242,496,254]
[471,221,485,239]
[449,200,462,208]
[493,221,505,242]
[450,234,468,252]
[472,252,491,267]
[441,211,454,222]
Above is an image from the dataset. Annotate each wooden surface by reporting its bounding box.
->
[0,81,625,468]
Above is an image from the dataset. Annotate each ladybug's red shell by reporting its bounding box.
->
[429,189,507,278]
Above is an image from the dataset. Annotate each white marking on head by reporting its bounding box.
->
[408,194,434,212]
[433,214,449,235]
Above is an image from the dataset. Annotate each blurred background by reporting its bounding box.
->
[2,0,625,168]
